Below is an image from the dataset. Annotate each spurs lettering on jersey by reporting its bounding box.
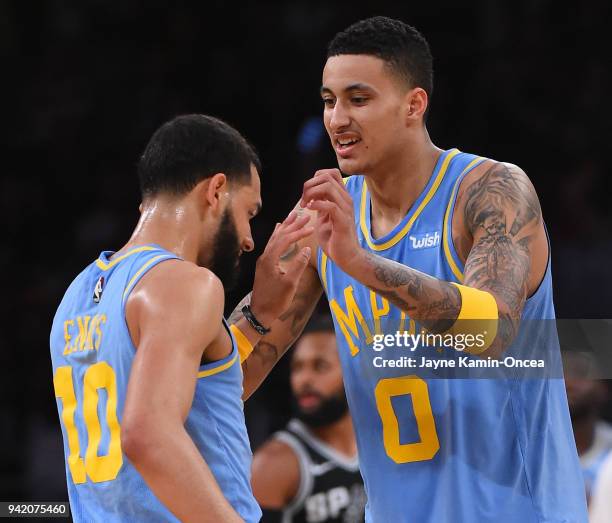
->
[305,484,365,523]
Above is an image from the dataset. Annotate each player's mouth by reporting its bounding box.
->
[297,393,321,409]
[335,135,361,158]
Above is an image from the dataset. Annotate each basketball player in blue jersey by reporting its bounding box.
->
[232,17,588,522]
[50,114,313,522]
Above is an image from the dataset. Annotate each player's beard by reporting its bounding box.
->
[292,388,349,428]
[209,208,241,291]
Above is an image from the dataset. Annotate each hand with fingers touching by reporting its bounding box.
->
[250,211,314,328]
[301,168,361,271]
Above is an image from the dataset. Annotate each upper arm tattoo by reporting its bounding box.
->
[462,162,542,338]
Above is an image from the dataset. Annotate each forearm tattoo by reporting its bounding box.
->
[243,288,316,376]
[364,251,461,332]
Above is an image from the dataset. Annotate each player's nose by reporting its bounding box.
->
[242,236,254,253]
[329,102,350,131]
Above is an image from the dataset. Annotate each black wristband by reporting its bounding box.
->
[241,305,271,335]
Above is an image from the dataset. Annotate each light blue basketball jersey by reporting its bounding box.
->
[50,245,261,523]
[319,149,588,522]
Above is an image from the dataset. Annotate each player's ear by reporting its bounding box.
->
[404,87,428,125]
[199,173,228,213]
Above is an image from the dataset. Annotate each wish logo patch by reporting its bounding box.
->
[408,231,440,250]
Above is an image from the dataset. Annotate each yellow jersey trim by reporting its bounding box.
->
[229,324,253,363]
[321,252,329,294]
[442,157,484,282]
[359,149,460,251]
[96,246,157,271]
[122,254,172,301]
[197,352,238,378]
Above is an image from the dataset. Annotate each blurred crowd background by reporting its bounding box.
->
[2,0,611,509]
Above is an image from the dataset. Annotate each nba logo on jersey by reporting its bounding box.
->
[92,276,104,303]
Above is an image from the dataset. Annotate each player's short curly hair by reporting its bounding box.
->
[327,16,433,102]
[138,114,260,198]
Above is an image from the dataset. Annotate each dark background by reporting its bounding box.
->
[2,0,611,503]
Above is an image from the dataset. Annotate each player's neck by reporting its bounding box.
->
[365,132,442,239]
[309,413,357,459]
[121,199,204,263]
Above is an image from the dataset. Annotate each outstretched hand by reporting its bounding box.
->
[250,211,313,327]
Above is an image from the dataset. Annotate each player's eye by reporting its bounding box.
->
[351,96,368,105]
[315,361,330,372]
[322,98,335,108]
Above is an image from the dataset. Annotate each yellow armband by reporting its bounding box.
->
[229,324,254,363]
[448,283,498,355]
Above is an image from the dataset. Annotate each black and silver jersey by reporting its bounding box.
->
[275,419,366,523]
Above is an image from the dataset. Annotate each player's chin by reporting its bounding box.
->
[336,156,364,175]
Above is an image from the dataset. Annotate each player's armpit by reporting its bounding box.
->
[122,261,242,523]
[460,161,545,354]
[251,439,300,510]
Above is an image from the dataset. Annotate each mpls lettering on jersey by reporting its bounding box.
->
[329,287,486,357]
[408,231,440,250]
[63,314,107,355]
[329,285,416,356]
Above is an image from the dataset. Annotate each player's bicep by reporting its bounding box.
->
[461,162,542,318]
[124,265,224,426]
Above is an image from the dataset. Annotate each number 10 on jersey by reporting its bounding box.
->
[53,362,123,484]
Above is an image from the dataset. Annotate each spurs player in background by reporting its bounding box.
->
[232,16,588,522]
[252,314,365,523]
